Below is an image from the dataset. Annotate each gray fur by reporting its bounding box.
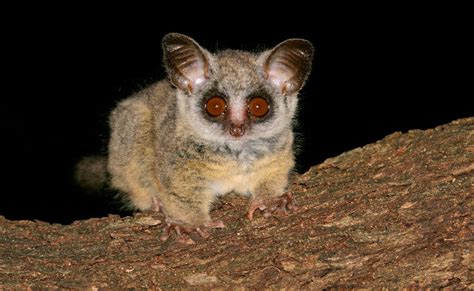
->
[77,33,314,227]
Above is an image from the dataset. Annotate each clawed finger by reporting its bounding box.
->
[248,191,297,220]
[176,234,195,245]
[159,220,223,244]
[247,199,265,220]
[159,223,173,241]
[204,220,225,229]
[195,227,210,238]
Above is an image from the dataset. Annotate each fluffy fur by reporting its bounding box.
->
[79,33,313,227]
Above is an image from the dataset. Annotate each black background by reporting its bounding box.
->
[1,5,472,223]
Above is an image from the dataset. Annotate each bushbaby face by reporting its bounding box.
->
[162,33,313,151]
[187,50,294,146]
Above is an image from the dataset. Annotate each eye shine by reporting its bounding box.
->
[205,96,227,117]
[248,97,269,118]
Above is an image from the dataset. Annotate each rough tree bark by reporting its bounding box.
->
[1,118,473,289]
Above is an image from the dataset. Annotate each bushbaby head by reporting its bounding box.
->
[162,33,313,150]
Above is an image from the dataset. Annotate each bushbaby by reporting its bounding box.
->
[77,33,313,244]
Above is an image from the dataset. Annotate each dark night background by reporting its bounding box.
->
[1,5,472,224]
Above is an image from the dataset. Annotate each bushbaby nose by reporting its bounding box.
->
[230,124,245,137]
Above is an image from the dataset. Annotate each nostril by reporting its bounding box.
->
[230,125,245,137]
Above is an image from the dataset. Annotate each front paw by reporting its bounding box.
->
[247,191,296,220]
[159,220,225,245]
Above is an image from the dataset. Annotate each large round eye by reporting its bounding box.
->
[205,96,227,117]
[248,97,269,118]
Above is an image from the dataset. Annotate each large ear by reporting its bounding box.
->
[162,33,209,93]
[263,39,314,95]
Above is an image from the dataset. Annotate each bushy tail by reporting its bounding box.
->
[74,155,109,193]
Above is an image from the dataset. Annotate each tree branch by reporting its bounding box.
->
[1,117,473,289]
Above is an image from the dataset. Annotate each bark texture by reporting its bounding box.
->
[1,118,473,289]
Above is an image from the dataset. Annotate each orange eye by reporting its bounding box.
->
[205,96,227,117]
[248,97,269,117]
